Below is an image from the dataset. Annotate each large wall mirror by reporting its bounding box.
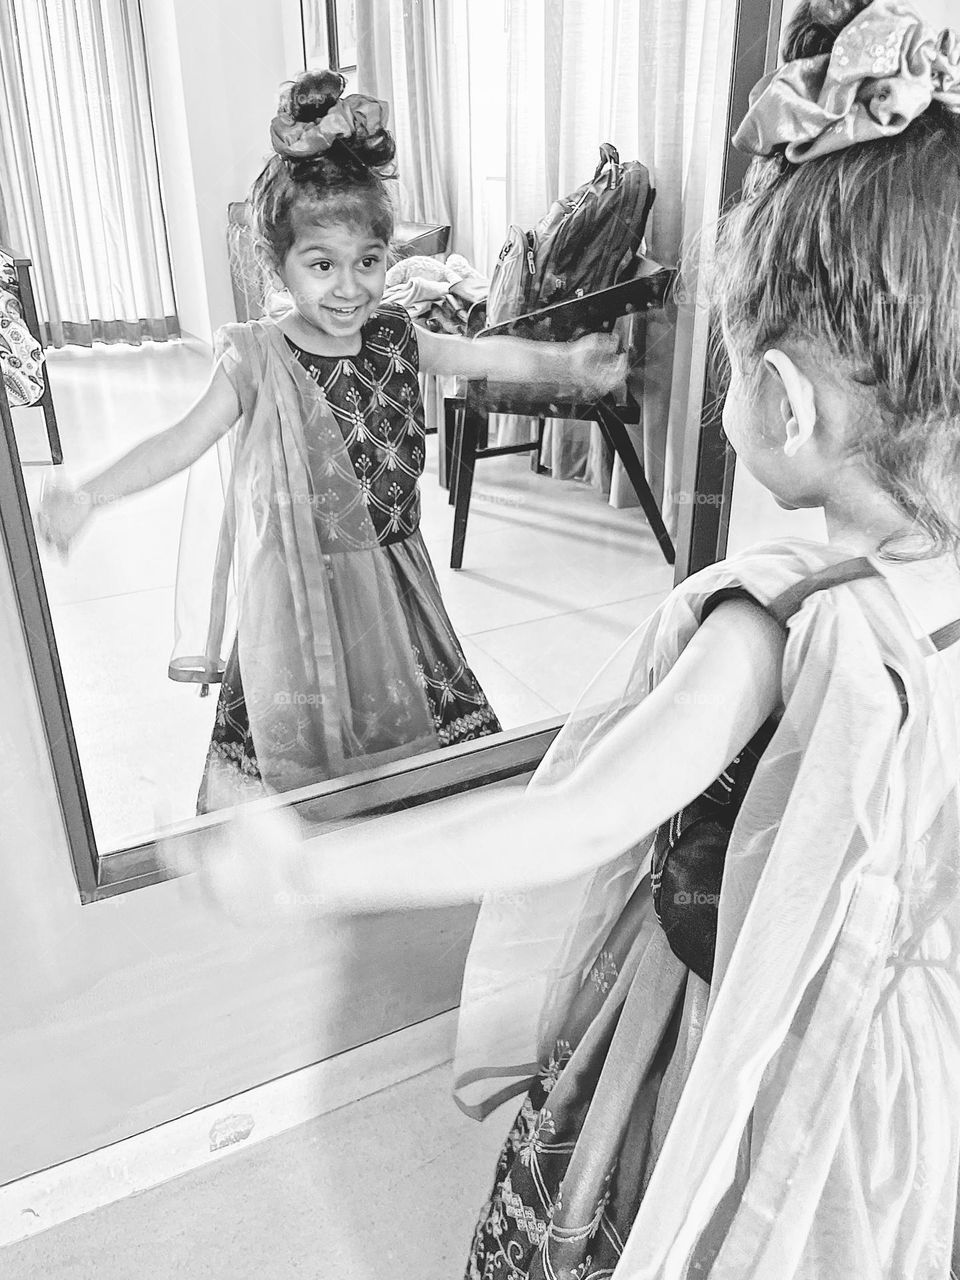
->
[1,0,782,901]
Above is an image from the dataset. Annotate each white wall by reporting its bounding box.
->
[140,0,305,343]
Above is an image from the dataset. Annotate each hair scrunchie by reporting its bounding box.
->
[269,94,391,162]
[734,0,960,163]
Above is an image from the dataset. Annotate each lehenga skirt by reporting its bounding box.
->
[464,878,703,1280]
[196,529,501,812]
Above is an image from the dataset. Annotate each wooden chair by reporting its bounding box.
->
[444,264,676,569]
[392,221,452,259]
[0,243,62,464]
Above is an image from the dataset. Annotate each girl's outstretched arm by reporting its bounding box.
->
[416,324,628,398]
[36,361,240,557]
[195,600,785,920]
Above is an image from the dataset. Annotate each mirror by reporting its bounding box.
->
[5,0,740,861]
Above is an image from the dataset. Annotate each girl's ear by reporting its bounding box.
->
[762,348,817,458]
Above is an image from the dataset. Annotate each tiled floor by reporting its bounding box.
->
[0,1062,515,1280]
[14,340,675,851]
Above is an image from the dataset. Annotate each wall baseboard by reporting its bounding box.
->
[0,1008,458,1248]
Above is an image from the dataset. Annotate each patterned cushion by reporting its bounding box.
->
[0,250,45,407]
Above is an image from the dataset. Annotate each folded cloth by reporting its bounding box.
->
[385,252,489,289]
[384,251,490,336]
[383,278,452,311]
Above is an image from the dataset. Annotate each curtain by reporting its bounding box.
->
[356,0,475,258]
[500,0,735,534]
[356,0,478,437]
[0,0,178,347]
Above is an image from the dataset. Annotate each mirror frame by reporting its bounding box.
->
[3,0,782,903]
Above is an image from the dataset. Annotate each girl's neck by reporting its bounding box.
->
[279,310,363,358]
[822,491,960,618]
[821,467,923,558]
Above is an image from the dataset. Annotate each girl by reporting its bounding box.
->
[185,1,960,1274]
[36,70,626,813]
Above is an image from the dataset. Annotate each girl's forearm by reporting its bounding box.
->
[273,782,626,916]
[77,364,238,505]
[472,336,572,385]
[79,422,204,504]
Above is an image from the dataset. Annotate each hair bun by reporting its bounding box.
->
[781,0,872,61]
[282,69,347,125]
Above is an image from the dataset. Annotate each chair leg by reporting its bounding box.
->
[441,397,460,491]
[530,416,546,472]
[450,405,482,570]
[40,383,62,465]
[449,400,465,506]
[595,399,675,565]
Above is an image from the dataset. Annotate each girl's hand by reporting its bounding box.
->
[35,477,95,559]
[164,804,314,926]
[565,334,629,397]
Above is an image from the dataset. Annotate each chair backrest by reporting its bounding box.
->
[477,264,674,344]
[465,265,676,413]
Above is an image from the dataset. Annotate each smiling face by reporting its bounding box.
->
[277,220,388,354]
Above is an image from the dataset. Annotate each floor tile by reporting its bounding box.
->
[0,1063,514,1280]
[468,589,671,712]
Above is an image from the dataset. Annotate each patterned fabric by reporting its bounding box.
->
[734,0,960,164]
[197,305,500,811]
[0,251,44,408]
[465,881,676,1280]
[284,304,425,544]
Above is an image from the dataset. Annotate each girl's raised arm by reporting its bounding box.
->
[37,361,240,556]
[415,324,628,398]
[195,600,785,920]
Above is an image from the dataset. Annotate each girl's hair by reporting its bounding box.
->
[713,0,960,560]
[249,70,397,267]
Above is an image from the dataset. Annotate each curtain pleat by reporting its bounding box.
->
[356,0,474,258]
[0,0,179,347]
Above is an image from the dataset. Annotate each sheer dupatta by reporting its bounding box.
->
[454,537,960,1276]
[168,319,437,802]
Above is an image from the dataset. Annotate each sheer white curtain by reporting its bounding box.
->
[355,0,476,258]
[503,0,736,532]
[0,0,178,347]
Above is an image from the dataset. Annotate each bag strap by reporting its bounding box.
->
[765,556,879,626]
[766,556,960,651]
[702,556,960,654]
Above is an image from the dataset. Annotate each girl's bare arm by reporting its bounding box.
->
[80,361,239,502]
[37,362,240,555]
[199,600,785,918]
[415,325,627,397]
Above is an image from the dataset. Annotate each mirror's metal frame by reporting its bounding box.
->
[2,0,783,904]
[675,0,786,580]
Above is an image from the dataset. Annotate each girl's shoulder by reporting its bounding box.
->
[213,318,275,361]
[681,537,850,609]
[364,302,415,344]
[362,305,420,371]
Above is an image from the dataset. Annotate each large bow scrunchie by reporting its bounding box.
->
[734,0,960,163]
[269,94,391,162]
